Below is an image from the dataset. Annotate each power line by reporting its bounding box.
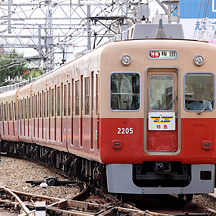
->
[0,0,137,72]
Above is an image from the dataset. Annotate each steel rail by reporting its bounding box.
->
[0,185,34,216]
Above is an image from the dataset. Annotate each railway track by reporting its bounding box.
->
[1,156,216,216]
[1,184,216,216]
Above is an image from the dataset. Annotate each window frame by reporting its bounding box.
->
[75,80,80,116]
[184,72,215,112]
[109,71,141,112]
[85,77,90,116]
[149,74,174,112]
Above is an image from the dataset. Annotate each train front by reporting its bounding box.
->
[99,27,216,195]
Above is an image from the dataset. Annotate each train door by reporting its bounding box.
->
[145,68,180,154]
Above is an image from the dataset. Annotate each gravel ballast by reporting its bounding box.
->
[0,156,79,199]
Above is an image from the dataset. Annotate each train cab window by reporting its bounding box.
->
[184,73,214,111]
[110,73,140,111]
[150,75,174,111]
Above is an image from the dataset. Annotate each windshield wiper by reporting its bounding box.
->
[197,101,212,115]
[165,95,177,110]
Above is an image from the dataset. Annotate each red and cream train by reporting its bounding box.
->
[0,23,216,197]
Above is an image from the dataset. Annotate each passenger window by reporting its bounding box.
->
[185,73,214,111]
[51,89,54,117]
[14,102,17,120]
[9,103,12,121]
[75,80,79,115]
[64,84,67,116]
[57,86,60,116]
[110,73,140,111]
[68,83,71,116]
[85,77,90,115]
[150,75,173,111]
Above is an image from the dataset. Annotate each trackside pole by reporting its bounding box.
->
[35,201,46,216]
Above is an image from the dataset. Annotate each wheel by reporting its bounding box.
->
[186,194,193,202]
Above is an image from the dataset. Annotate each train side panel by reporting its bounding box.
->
[0,89,19,142]
[17,83,33,144]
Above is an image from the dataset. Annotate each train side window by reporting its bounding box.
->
[40,93,42,118]
[11,102,13,120]
[4,104,6,121]
[184,73,214,111]
[51,88,54,117]
[68,83,71,116]
[72,79,74,115]
[32,95,34,118]
[85,77,90,115]
[0,104,1,121]
[21,100,23,119]
[75,80,79,115]
[18,101,20,120]
[1,103,3,121]
[96,74,98,114]
[28,97,30,119]
[14,102,17,120]
[25,98,27,119]
[44,91,46,118]
[57,86,60,116]
[35,95,38,118]
[6,104,8,121]
[150,75,173,111]
[110,73,140,111]
[47,91,49,118]
[64,84,67,116]
[9,103,12,121]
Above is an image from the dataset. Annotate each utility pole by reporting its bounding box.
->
[44,1,54,72]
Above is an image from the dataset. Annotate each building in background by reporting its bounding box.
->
[180,0,216,42]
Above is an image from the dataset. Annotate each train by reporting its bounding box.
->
[0,22,216,199]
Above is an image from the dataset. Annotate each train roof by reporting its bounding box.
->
[0,22,210,93]
[128,23,184,40]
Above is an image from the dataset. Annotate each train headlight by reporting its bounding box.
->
[121,55,131,66]
[193,55,204,66]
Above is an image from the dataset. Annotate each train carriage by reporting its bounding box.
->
[0,89,18,142]
[0,23,216,197]
[17,83,33,143]
[99,39,216,194]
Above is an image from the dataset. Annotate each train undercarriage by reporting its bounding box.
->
[0,140,107,190]
[1,140,215,201]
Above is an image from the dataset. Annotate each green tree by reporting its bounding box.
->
[0,49,43,86]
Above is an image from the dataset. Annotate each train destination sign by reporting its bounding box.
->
[148,50,178,59]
